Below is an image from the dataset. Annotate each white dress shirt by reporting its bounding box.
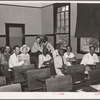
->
[54,55,65,76]
[43,42,54,53]
[9,53,24,68]
[64,52,75,66]
[81,53,99,65]
[52,49,59,58]
[38,54,51,68]
[31,42,43,53]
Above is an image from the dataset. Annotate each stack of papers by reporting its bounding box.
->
[90,84,100,90]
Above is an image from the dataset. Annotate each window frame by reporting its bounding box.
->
[53,3,70,48]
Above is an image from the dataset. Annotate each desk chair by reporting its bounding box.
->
[65,64,85,84]
[27,68,51,92]
[0,76,6,86]
[96,62,100,69]
[0,83,22,92]
[88,69,100,85]
[46,75,73,92]
[75,59,82,64]
[14,64,35,83]
[3,63,11,84]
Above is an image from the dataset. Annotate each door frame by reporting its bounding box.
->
[5,23,25,46]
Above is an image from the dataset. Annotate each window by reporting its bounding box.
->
[54,3,70,49]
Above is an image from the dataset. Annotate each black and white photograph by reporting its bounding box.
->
[0,0,100,99]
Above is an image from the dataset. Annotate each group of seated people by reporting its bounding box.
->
[0,35,99,79]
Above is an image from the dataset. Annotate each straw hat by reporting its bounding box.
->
[20,45,30,52]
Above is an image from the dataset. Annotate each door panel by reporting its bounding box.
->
[5,23,25,48]
[9,27,22,48]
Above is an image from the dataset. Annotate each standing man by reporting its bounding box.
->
[43,36,54,55]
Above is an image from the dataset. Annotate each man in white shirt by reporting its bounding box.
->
[81,46,99,65]
[81,46,99,74]
[9,45,24,69]
[54,49,66,76]
[31,36,43,53]
[53,44,60,59]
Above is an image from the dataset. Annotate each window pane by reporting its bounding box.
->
[57,20,60,27]
[65,12,69,19]
[61,6,66,11]
[81,38,99,53]
[66,5,69,11]
[56,27,60,33]
[57,13,60,20]
[56,34,69,49]
[57,7,61,12]
[65,19,69,26]
[65,26,69,33]
[61,19,64,27]
[61,12,64,19]
[61,27,65,33]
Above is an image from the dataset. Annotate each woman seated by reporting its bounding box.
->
[64,46,76,66]
[19,45,30,65]
[0,47,7,64]
[38,47,52,68]
[4,46,12,62]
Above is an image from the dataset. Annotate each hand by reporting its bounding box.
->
[66,58,70,61]
[8,69,12,71]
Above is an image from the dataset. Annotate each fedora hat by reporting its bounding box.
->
[20,45,30,52]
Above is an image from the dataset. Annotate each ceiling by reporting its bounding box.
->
[0,2,56,7]
[0,1,68,7]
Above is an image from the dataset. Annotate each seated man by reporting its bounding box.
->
[54,48,67,76]
[38,47,52,68]
[52,44,61,59]
[81,46,99,73]
[9,45,24,69]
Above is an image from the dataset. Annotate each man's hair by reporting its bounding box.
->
[43,36,48,41]
[66,45,72,52]
[13,45,19,50]
[89,45,95,50]
[0,47,5,53]
[36,36,41,40]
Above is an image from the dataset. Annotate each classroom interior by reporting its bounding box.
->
[0,2,99,92]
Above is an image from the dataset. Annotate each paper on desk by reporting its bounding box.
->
[90,84,100,90]
[76,89,85,92]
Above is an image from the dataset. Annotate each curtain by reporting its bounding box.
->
[75,4,100,37]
